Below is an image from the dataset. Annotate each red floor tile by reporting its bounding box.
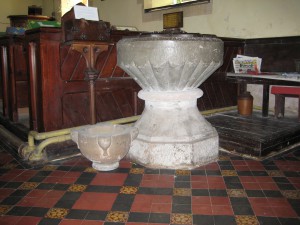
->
[151,203,172,213]
[207,177,224,183]
[42,176,78,184]
[26,189,48,198]
[49,170,68,177]
[211,205,234,215]
[72,192,118,211]
[192,196,211,205]
[15,216,42,225]
[252,205,275,217]
[0,188,15,198]
[191,175,207,182]
[272,206,298,217]
[234,165,251,171]
[255,176,274,183]
[205,162,219,170]
[242,182,261,190]
[140,175,174,188]
[82,221,104,225]
[0,215,21,225]
[239,176,256,183]
[267,198,291,207]
[191,182,209,189]
[131,194,153,212]
[208,182,226,189]
[249,197,269,206]
[231,160,247,166]
[64,171,82,178]
[210,196,230,205]
[192,204,213,215]
[259,182,279,190]
[288,177,300,183]
[152,195,172,204]
[91,173,128,186]
[17,197,40,207]
[119,160,132,168]
[60,219,84,225]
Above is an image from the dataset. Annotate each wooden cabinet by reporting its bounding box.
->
[25,28,142,132]
[0,35,28,122]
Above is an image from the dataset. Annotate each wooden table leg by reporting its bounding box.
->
[262,84,270,117]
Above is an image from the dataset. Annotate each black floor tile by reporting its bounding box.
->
[3,182,22,189]
[128,212,150,222]
[246,190,265,197]
[54,199,77,209]
[263,190,283,198]
[214,215,236,225]
[192,189,210,196]
[172,204,191,213]
[191,170,206,175]
[123,174,142,186]
[209,189,227,197]
[232,204,254,215]
[6,206,30,216]
[226,182,243,189]
[278,217,300,225]
[85,210,107,220]
[193,215,214,225]
[65,209,88,219]
[251,171,268,176]
[9,189,30,197]
[230,197,250,205]
[257,216,281,225]
[28,176,46,182]
[111,194,135,211]
[148,213,170,223]
[206,170,221,176]
[38,218,61,225]
[173,196,191,205]
[277,183,296,190]
[152,187,173,195]
[1,196,22,205]
[25,207,49,217]
[37,183,56,190]
[53,183,70,190]
[174,181,191,188]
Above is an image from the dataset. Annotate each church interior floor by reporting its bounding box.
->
[0,145,299,225]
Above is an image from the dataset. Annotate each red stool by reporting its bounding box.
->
[271,86,300,121]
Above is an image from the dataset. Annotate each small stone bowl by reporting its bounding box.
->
[71,123,138,171]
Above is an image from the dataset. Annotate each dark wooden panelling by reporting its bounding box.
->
[245,36,300,72]
[1,28,257,132]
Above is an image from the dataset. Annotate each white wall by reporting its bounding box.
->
[0,0,43,32]
[90,0,300,114]
[91,0,300,38]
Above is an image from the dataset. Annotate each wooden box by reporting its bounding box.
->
[61,4,110,42]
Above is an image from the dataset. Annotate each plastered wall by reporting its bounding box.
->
[91,0,300,114]
[91,0,300,38]
[0,0,42,32]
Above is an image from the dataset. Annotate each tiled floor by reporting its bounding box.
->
[0,147,300,225]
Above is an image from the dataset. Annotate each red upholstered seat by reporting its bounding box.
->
[271,86,300,95]
[271,86,300,121]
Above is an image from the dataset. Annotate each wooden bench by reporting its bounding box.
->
[271,86,300,121]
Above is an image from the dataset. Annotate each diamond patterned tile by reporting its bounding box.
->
[0,147,299,224]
